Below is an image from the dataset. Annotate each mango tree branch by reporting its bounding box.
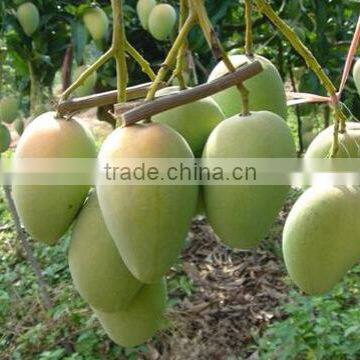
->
[125,41,156,81]
[145,12,198,103]
[59,48,114,102]
[121,61,262,125]
[173,0,189,89]
[112,0,128,103]
[253,0,347,157]
[245,0,253,56]
[190,0,250,115]
[3,185,53,310]
[57,82,166,115]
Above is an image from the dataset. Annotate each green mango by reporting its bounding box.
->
[148,4,177,41]
[208,55,287,120]
[153,86,225,157]
[94,278,167,347]
[17,2,40,37]
[83,6,109,41]
[13,112,96,245]
[136,0,157,30]
[69,192,143,312]
[353,58,360,95]
[283,186,360,295]
[203,111,296,249]
[73,65,97,98]
[306,122,360,158]
[14,118,25,136]
[97,123,198,283]
[0,96,19,124]
[0,123,11,153]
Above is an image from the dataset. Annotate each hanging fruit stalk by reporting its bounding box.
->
[112,0,128,104]
[58,0,155,105]
[244,0,253,57]
[172,0,190,89]
[190,0,250,116]
[254,0,347,157]
[144,10,198,103]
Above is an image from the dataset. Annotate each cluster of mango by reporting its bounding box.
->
[137,0,177,41]
[8,19,360,346]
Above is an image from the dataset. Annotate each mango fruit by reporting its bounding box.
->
[17,2,40,37]
[69,192,143,312]
[14,118,25,136]
[83,6,109,41]
[97,123,198,283]
[153,86,225,157]
[0,123,11,153]
[306,122,360,158]
[13,112,96,245]
[283,186,360,295]
[203,111,296,249]
[148,4,177,41]
[208,55,287,120]
[353,58,360,95]
[94,278,167,347]
[137,0,157,30]
[0,96,19,124]
[73,66,97,98]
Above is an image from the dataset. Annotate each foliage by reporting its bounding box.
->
[256,264,360,360]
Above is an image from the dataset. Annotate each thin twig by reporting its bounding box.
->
[125,41,156,80]
[112,0,128,103]
[3,185,53,310]
[190,0,250,115]
[245,0,253,56]
[145,12,198,103]
[60,48,114,102]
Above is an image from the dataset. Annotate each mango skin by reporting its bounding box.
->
[148,4,177,41]
[17,2,40,37]
[83,7,109,41]
[73,66,97,98]
[69,192,143,312]
[283,186,360,295]
[137,0,156,30]
[97,123,198,283]
[0,96,19,124]
[203,111,296,249]
[208,55,287,120]
[153,86,225,157]
[14,118,25,136]
[306,122,360,158]
[353,59,360,95]
[13,112,96,245]
[0,123,11,153]
[94,278,167,348]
